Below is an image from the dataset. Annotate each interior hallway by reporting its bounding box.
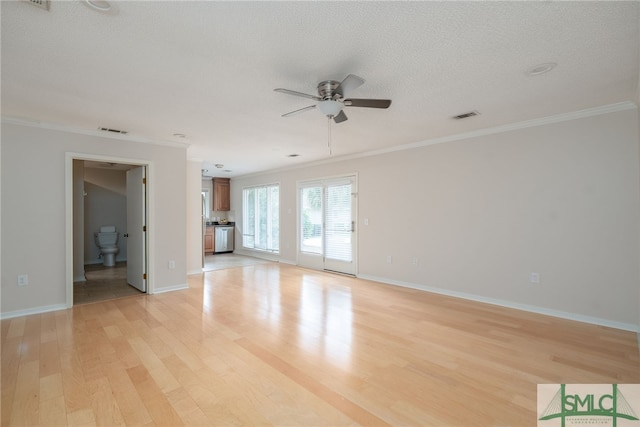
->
[4,263,639,425]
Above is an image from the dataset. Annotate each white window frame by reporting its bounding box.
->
[242,183,280,253]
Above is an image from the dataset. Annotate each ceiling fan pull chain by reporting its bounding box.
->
[328,116,332,155]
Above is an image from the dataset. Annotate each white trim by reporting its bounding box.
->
[1,304,67,320]
[233,101,637,180]
[357,274,639,333]
[151,284,189,294]
[2,116,190,149]
[65,153,155,307]
[188,269,204,275]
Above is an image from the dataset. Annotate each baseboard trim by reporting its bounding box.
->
[357,274,638,333]
[1,303,68,320]
[73,275,86,282]
[151,283,189,294]
[188,268,204,275]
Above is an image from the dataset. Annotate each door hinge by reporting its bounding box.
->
[143,273,147,280]
[143,225,147,232]
[143,178,146,184]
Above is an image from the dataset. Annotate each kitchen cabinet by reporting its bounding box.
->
[204,226,215,254]
[213,177,230,211]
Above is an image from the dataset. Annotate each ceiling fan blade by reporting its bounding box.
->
[344,98,392,108]
[274,88,321,101]
[282,104,316,117]
[333,110,348,123]
[335,74,365,96]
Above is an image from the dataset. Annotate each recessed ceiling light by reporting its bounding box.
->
[527,62,557,76]
[287,154,300,158]
[215,164,224,168]
[173,133,187,139]
[223,170,232,173]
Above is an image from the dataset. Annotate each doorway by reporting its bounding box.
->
[65,153,150,307]
[297,175,357,275]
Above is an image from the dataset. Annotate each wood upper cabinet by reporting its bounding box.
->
[213,177,230,211]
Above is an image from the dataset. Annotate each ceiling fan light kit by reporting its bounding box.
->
[317,100,343,117]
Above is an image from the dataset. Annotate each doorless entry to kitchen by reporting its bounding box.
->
[297,175,357,275]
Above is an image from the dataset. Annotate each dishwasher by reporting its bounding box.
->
[214,225,234,253]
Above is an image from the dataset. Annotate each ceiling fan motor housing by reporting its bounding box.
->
[317,80,341,100]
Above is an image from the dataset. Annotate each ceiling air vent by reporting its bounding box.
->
[23,0,50,11]
[452,111,480,120]
[99,127,128,135]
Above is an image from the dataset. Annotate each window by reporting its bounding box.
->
[201,189,210,220]
[242,184,279,253]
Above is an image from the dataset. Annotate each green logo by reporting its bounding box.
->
[538,384,639,427]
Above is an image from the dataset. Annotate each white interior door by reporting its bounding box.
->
[298,176,356,275]
[126,166,147,292]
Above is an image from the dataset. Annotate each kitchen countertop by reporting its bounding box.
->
[205,221,235,226]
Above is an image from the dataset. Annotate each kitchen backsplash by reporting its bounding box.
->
[211,210,235,222]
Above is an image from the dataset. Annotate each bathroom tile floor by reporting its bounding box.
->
[73,262,144,305]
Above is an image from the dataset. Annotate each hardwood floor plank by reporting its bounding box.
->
[126,365,185,427]
[66,408,97,427]
[39,372,64,402]
[2,262,639,426]
[9,360,39,427]
[1,337,22,426]
[102,362,154,426]
[39,395,67,426]
[236,337,391,426]
[88,376,126,426]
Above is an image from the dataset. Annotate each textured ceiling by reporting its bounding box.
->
[2,1,638,176]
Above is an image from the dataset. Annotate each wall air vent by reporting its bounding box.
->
[452,111,480,120]
[99,127,128,135]
[23,0,50,10]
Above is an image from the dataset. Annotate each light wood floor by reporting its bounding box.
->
[2,263,639,426]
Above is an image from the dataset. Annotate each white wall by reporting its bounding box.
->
[1,123,188,316]
[232,107,640,329]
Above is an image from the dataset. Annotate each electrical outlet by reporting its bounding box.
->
[411,258,418,266]
[168,260,175,269]
[17,274,28,286]
[529,272,540,284]
[386,255,392,264]
[364,218,369,226]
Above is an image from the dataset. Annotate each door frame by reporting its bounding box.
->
[296,173,358,275]
[64,152,154,307]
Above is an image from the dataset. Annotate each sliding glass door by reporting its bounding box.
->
[298,176,356,275]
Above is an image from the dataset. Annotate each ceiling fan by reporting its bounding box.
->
[274,74,392,123]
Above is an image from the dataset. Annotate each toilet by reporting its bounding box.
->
[94,225,120,267]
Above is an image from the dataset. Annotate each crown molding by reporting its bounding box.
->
[234,101,637,180]
[1,116,191,149]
